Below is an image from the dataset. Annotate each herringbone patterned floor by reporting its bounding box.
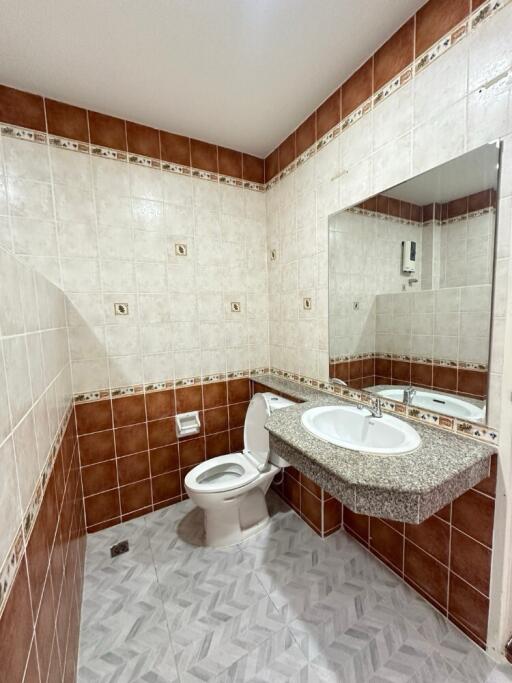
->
[77,495,512,682]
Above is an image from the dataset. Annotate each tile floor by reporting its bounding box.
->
[77,495,512,682]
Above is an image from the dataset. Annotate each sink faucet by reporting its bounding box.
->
[403,387,416,405]
[368,397,383,418]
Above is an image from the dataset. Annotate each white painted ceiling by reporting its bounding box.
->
[0,0,424,157]
[386,145,500,205]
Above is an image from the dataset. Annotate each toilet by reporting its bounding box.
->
[184,391,293,546]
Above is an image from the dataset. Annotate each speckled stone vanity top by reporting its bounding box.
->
[256,375,494,523]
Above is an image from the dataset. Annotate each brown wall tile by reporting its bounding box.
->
[474,453,497,497]
[264,148,279,182]
[147,417,177,449]
[112,394,146,427]
[452,489,494,547]
[404,541,448,608]
[316,89,341,139]
[176,385,203,413]
[0,85,46,131]
[82,460,117,497]
[205,431,229,458]
[115,422,148,457]
[120,479,152,514]
[296,112,316,155]
[415,0,470,56]
[179,437,205,468]
[160,130,191,166]
[341,58,373,118]
[117,451,150,486]
[411,362,433,387]
[374,18,414,91]
[88,110,127,150]
[78,430,115,466]
[228,401,248,429]
[448,573,489,644]
[279,132,296,170]
[242,154,265,184]
[283,471,300,511]
[457,369,487,397]
[229,427,244,452]
[75,400,112,435]
[126,121,160,158]
[149,444,179,476]
[405,515,450,565]
[45,98,89,142]
[433,365,457,392]
[218,146,243,178]
[146,389,176,421]
[152,471,181,503]
[451,529,491,595]
[301,487,322,531]
[344,508,369,543]
[204,406,229,434]
[370,518,404,571]
[324,498,342,532]
[84,489,120,527]
[191,138,218,173]
[203,381,227,409]
[228,378,250,403]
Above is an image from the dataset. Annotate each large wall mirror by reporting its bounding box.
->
[328,142,500,424]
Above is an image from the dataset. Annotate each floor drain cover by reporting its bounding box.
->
[110,540,129,558]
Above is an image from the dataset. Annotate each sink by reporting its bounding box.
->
[301,405,421,455]
[373,387,485,422]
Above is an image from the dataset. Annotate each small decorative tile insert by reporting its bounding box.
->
[303,297,312,310]
[231,301,241,313]
[270,248,277,261]
[175,243,187,256]
[114,303,129,316]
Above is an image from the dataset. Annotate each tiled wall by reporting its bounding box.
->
[0,129,270,397]
[263,0,492,180]
[76,378,252,532]
[343,454,497,648]
[267,0,512,433]
[0,84,264,184]
[0,247,85,681]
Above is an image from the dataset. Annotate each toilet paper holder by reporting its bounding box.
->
[175,411,201,438]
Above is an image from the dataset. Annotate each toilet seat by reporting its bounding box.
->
[184,452,259,494]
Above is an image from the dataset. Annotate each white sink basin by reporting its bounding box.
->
[301,405,421,455]
[374,387,484,422]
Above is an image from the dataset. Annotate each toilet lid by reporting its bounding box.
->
[184,453,259,493]
[243,393,271,468]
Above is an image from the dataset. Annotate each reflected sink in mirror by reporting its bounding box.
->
[301,405,421,455]
[371,386,485,423]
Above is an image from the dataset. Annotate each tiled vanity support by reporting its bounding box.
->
[0,412,86,682]
[76,378,252,532]
[252,380,343,537]
[343,455,496,648]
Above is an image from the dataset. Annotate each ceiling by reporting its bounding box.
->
[386,145,500,205]
[0,0,424,157]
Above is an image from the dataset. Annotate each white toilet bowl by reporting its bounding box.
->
[184,392,293,546]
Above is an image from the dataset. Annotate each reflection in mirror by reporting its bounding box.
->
[328,143,500,424]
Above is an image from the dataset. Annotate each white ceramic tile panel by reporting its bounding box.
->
[0,245,72,572]
[0,137,269,393]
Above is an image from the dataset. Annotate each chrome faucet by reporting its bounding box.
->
[331,378,347,387]
[403,387,416,405]
[367,397,383,418]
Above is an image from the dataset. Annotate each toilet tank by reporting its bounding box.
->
[265,393,295,468]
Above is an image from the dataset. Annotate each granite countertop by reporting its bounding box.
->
[255,375,493,523]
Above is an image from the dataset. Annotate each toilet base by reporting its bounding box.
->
[201,472,276,547]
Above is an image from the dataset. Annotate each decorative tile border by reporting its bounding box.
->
[329,352,488,372]
[0,400,74,620]
[0,126,266,193]
[267,0,510,187]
